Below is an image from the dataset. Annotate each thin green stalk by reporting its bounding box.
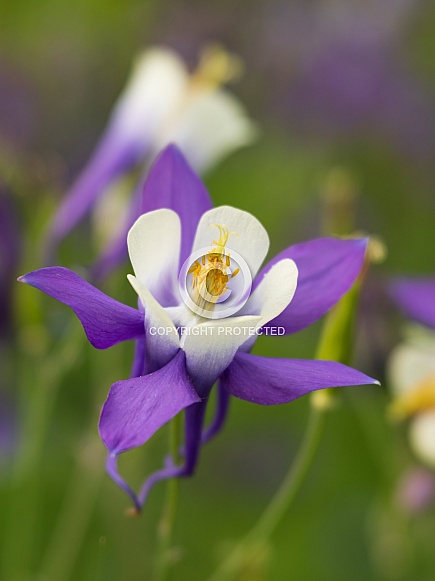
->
[206,405,327,581]
[151,413,183,581]
[206,245,364,581]
[246,406,326,541]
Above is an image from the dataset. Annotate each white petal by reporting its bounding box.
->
[111,48,189,148]
[127,209,181,306]
[182,315,262,396]
[410,411,435,468]
[388,338,435,396]
[128,275,179,372]
[191,206,269,279]
[155,88,258,174]
[165,304,200,329]
[239,259,298,325]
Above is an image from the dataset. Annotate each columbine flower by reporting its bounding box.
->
[389,276,435,469]
[21,146,376,510]
[45,45,257,278]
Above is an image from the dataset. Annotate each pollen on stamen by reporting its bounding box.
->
[189,223,240,312]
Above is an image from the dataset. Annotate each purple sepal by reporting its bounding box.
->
[99,351,200,455]
[390,276,435,330]
[141,144,213,267]
[18,266,144,349]
[91,144,212,281]
[256,237,367,334]
[221,352,378,405]
[102,399,207,511]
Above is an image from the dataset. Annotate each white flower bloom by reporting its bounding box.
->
[111,44,257,174]
[49,44,258,267]
[410,411,435,468]
[388,329,435,468]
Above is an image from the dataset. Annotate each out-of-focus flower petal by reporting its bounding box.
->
[182,315,262,397]
[91,144,213,280]
[99,351,199,456]
[388,337,435,396]
[18,267,144,349]
[45,135,140,256]
[257,237,367,334]
[141,145,213,266]
[390,277,435,330]
[157,89,258,174]
[91,182,143,282]
[110,48,188,148]
[410,411,435,469]
[127,275,179,373]
[396,468,435,513]
[127,209,181,306]
[222,351,378,405]
[191,206,269,279]
[46,48,189,254]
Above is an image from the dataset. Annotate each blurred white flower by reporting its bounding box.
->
[118,44,257,173]
[388,329,435,468]
[46,44,258,276]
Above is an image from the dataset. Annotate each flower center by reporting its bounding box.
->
[187,224,240,312]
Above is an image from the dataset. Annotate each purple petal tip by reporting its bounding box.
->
[354,236,369,249]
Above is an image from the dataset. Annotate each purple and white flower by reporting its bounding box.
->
[21,146,377,510]
[45,46,257,279]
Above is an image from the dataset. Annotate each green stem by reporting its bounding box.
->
[206,247,363,581]
[205,405,328,581]
[151,413,182,581]
[246,406,326,542]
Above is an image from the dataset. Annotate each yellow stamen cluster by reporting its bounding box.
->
[390,375,435,420]
[192,44,243,90]
[188,224,239,312]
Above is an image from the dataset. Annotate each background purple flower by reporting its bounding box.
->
[390,276,435,330]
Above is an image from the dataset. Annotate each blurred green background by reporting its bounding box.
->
[1,1,435,580]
